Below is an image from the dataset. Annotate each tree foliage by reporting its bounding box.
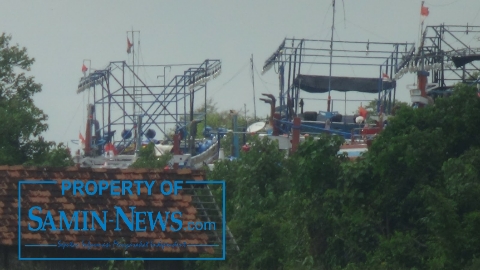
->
[194,83,480,270]
[130,143,172,169]
[192,99,253,156]
[0,33,74,167]
[364,98,409,118]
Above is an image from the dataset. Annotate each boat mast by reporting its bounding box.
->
[327,0,336,112]
[127,29,140,149]
[250,54,257,120]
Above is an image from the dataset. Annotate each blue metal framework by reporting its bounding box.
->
[263,38,414,120]
[76,60,221,154]
[261,38,415,119]
[407,24,480,92]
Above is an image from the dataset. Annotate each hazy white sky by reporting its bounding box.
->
[1,0,479,145]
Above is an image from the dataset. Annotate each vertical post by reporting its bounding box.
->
[232,114,239,158]
[377,66,382,113]
[217,131,221,157]
[243,127,247,145]
[244,103,247,126]
[100,83,104,139]
[327,95,332,113]
[292,117,301,153]
[387,53,394,114]
[189,120,198,156]
[393,45,399,110]
[107,73,111,141]
[383,61,388,114]
[122,62,126,130]
[173,134,181,155]
[184,77,187,150]
[173,133,180,170]
[85,105,93,156]
[204,61,208,128]
[287,40,293,120]
[251,54,257,120]
[420,1,425,41]
[440,24,445,88]
[135,115,142,153]
[190,78,194,122]
[273,113,281,136]
[296,40,303,117]
[417,70,429,107]
[164,67,167,136]
[292,48,298,113]
[327,0,336,112]
[344,91,347,125]
[279,64,284,118]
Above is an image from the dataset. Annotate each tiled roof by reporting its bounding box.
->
[0,165,214,255]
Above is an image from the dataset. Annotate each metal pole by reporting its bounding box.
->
[292,48,298,114]
[393,45,398,110]
[378,66,382,113]
[244,103,247,126]
[327,0,336,112]
[344,91,346,126]
[132,30,135,117]
[279,64,285,118]
[205,61,208,129]
[232,114,239,158]
[122,62,125,130]
[295,40,303,117]
[251,54,257,120]
[287,40,293,119]
[135,115,142,154]
[292,117,300,153]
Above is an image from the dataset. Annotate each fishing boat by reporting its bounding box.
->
[73,32,223,169]
[256,1,480,160]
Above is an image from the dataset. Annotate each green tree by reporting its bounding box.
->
[190,99,255,157]
[364,98,409,118]
[196,83,480,270]
[349,83,480,269]
[24,140,74,167]
[204,136,289,270]
[130,143,172,169]
[0,33,54,165]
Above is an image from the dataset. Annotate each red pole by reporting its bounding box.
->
[292,117,300,153]
[327,95,331,112]
[84,105,93,156]
[417,70,429,108]
[173,134,181,155]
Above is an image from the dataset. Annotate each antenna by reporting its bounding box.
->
[327,0,336,112]
[126,29,141,117]
[250,54,257,120]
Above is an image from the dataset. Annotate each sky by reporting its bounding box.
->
[1,0,479,146]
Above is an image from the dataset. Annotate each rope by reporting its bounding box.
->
[210,61,249,97]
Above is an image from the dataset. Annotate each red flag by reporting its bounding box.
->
[104,143,118,155]
[358,106,367,119]
[79,133,85,144]
[421,6,429,17]
[82,64,88,73]
[127,38,133,54]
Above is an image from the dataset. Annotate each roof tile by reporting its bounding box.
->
[0,166,213,255]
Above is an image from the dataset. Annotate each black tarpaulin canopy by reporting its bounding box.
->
[451,55,480,68]
[294,74,396,93]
